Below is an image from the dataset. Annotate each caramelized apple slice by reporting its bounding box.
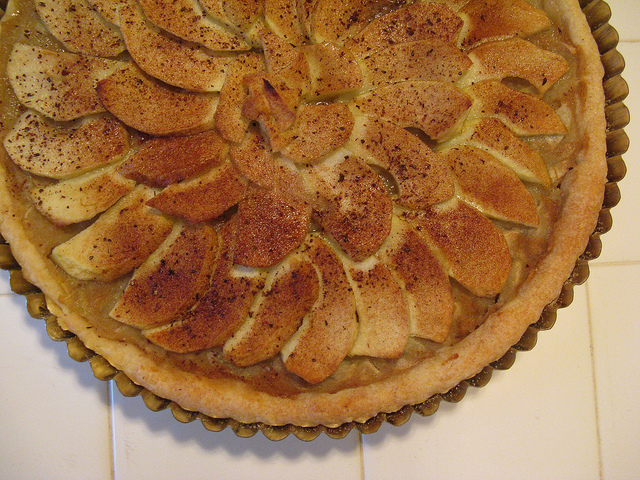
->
[310,0,405,43]
[350,80,472,141]
[444,146,539,227]
[119,2,232,92]
[7,44,122,121]
[35,0,125,57]
[51,186,173,282]
[343,254,410,358]
[4,111,129,179]
[459,0,552,48]
[301,150,392,261]
[229,129,277,188]
[147,160,247,224]
[281,235,358,383]
[138,0,249,51]
[234,161,312,267]
[360,39,472,88]
[264,0,305,45]
[143,220,266,352]
[463,38,569,94]
[215,53,265,143]
[118,130,227,188]
[97,64,219,136]
[223,252,319,367]
[348,116,455,209]
[446,117,551,187]
[466,80,567,135]
[221,0,262,32]
[86,0,122,25]
[301,43,363,99]
[30,165,135,227]
[281,103,354,163]
[379,216,453,343]
[403,199,512,297]
[345,2,463,58]
[110,223,218,328]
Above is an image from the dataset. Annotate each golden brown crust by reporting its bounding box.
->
[0,0,607,428]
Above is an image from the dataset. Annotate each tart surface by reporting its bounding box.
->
[0,0,606,427]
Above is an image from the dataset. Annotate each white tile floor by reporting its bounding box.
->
[1,1,639,479]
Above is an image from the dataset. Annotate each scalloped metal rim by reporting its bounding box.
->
[0,0,628,441]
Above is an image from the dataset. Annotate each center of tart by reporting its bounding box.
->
[3,0,571,385]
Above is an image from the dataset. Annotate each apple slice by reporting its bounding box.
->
[300,42,363,99]
[345,2,463,58]
[51,186,173,282]
[343,253,410,358]
[301,149,392,261]
[30,165,135,227]
[110,223,218,328]
[118,130,227,188]
[35,0,125,57]
[86,0,122,26]
[378,216,453,343]
[97,64,219,136]
[459,0,551,48]
[360,39,472,88]
[229,129,278,188]
[234,161,312,267]
[403,199,512,297]
[466,80,567,136]
[147,160,247,224]
[462,37,569,94]
[281,234,358,384]
[350,80,472,141]
[264,0,305,45]
[143,220,266,352]
[138,0,249,51]
[223,252,319,367]
[7,44,122,121]
[348,116,455,209]
[443,146,539,227]
[4,111,129,179]
[281,103,354,164]
[119,2,233,92]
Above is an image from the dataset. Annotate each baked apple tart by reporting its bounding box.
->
[0,0,607,430]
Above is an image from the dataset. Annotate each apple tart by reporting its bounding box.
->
[0,0,608,430]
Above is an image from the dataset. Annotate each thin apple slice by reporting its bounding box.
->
[97,64,219,136]
[51,186,173,282]
[462,38,569,94]
[403,199,512,297]
[300,43,363,99]
[444,146,539,227]
[348,116,455,209]
[281,103,354,164]
[223,252,319,367]
[234,161,312,267]
[7,44,122,121]
[118,130,227,188]
[147,160,247,224]
[138,0,249,51]
[119,2,232,92]
[281,234,357,384]
[459,0,552,48]
[345,2,463,58]
[343,253,409,358]
[445,117,551,187]
[30,165,135,227]
[378,216,454,343]
[360,39,472,88]
[86,0,122,25]
[221,0,262,32]
[301,149,392,261]
[143,220,266,352]
[36,0,125,57]
[110,223,218,328]
[229,129,278,188]
[4,111,129,180]
[264,0,305,45]
[466,80,566,136]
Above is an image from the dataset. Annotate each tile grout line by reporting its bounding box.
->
[108,380,117,480]
[358,431,366,480]
[584,278,604,480]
